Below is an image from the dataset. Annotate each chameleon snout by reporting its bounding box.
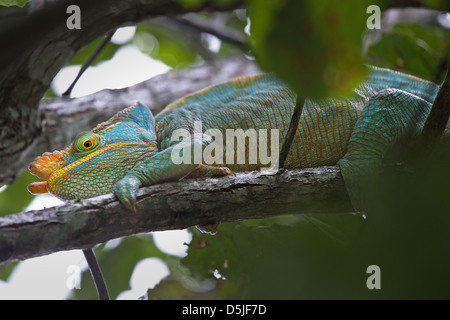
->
[28,150,67,195]
[27,181,49,194]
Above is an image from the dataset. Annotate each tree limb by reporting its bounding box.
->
[0,166,352,265]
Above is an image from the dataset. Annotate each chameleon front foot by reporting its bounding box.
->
[112,175,142,212]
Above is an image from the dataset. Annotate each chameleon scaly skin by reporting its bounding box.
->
[28,66,448,211]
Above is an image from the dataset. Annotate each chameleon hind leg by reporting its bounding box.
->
[338,89,432,211]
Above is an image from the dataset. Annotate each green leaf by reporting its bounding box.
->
[181,147,450,299]
[177,0,206,9]
[147,273,240,299]
[133,23,198,68]
[182,214,365,299]
[0,0,30,7]
[0,170,35,216]
[421,0,450,11]
[177,0,237,9]
[249,0,372,98]
[0,261,18,281]
[364,23,450,82]
[69,37,121,67]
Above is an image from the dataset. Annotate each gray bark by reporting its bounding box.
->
[0,166,352,265]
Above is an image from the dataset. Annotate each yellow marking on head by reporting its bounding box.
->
[46,142,147,193]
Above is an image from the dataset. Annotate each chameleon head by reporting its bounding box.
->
[27,149,68,195]
[27,102,157,200]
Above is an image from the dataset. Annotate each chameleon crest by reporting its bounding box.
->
[28,102,157,200]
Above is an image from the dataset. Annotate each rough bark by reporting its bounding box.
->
[0,166,352,265]
[0,0,245,184]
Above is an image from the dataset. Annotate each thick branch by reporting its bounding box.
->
[0,166,352,265]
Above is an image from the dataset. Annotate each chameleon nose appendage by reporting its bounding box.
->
[28,150,66,195]
[29,151,66,180]
[27,181,48,194]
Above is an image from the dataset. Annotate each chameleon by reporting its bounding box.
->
[27,66,448,212]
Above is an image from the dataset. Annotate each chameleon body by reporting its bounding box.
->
[28,66,447,210]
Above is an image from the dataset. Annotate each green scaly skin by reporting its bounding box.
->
[28,66,447,211]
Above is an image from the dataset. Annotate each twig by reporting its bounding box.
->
[82,248,110,300]
[62,29,117,97]
[152,18,215,61]
[419,61,450,152]
[278,97,305,170]
[174,15,246,49]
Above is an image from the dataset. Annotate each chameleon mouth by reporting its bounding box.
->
[27,150,68,194]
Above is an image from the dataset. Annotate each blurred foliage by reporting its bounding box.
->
[177,0,239,10]
[248,0,376,98]
[0,0,29,7]
[0,170,35,281]
[0,170,35,216]
[422,0,450,11]
[47,0,450,98]
[69,37,121,67]
[45,10,247,96]
[0,261,18,282]
[364,20,450,83]
[147,150,450,299]
[146,1,449,299]
[133,22,200,69]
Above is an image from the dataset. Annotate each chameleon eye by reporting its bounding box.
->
[72,132,102,153]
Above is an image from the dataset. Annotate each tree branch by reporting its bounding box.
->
[0,166,352,266]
